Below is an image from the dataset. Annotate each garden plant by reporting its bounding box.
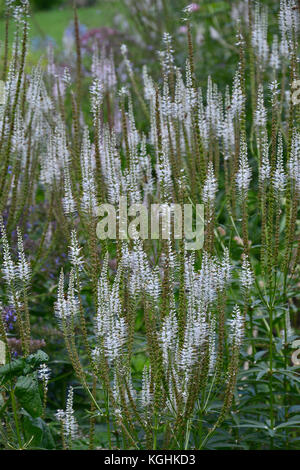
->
[0,0,299,451]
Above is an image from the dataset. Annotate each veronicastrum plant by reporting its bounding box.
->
[0,0,299,450]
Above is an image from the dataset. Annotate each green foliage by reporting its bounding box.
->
[15,375,42,418]
[22,412,55,449]
[0,0,299,451]
[0,350,49,385]
[31,0,64,11]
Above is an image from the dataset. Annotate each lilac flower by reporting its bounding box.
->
[184,3,200,13]
[3,306,17,331]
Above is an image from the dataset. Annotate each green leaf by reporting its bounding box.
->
[0,350,48,385]
[25,350,49,369]
[0,358,25,384]
[15,375,43,418]
[234,419,269,430]
[22,412,55,449]
[256,369,268,380]
[275,416,300,430]
[289,406,300,414]
[254,350,267,361]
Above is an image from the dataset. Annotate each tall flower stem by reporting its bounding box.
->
[268,302,274,449]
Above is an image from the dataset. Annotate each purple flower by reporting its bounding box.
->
[185,3,200,13]
[3,306,17,332]
[178,25,188,34]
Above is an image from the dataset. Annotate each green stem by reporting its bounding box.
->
[10,387,22,449]
[269,303,274,449]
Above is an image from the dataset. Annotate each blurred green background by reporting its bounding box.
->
[0,0,127,46]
